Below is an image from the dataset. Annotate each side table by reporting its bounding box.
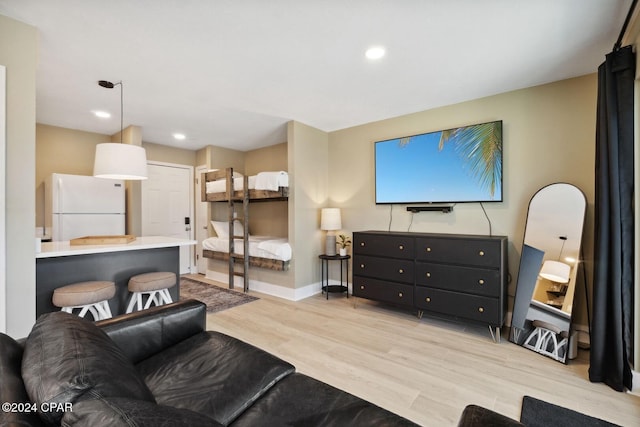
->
[319,254,350,299]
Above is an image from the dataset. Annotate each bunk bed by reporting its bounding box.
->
[200,168,290,291]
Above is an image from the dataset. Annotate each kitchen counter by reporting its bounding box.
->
[36,236,196,317]
[37,236,196,258]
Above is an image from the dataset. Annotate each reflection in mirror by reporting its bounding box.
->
[510,183,586,363]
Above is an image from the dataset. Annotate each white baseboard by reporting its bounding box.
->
[205,270,342,301]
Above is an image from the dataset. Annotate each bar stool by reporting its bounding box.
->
[52,281,115,321]
[523,320,569,362]
[126,271,176,313]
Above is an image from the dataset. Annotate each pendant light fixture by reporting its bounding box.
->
[93,80,148,180]
[539,236,571,283]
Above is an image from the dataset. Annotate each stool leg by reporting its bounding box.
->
[126,293,138,314]
[143,291,157,310]
[160,288,173,304]
[94,301,112,320]
[136,293,144,311]
[86,305,100,321]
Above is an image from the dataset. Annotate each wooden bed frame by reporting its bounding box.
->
[202,249,290,271]
[200,168,288,203]
[200,167,290,283]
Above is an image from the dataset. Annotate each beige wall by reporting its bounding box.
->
[35,124,198,234]
[329,74,598,327]
[288,121,330,289]
[245,142,288,237]
[1,15,38,336]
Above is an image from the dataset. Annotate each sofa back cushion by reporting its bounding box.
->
[21,311,155,425]
[0,333,45,427]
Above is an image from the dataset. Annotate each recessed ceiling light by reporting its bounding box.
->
[365,46,386,60]
[93,110,111,118]
[173,133,186,140]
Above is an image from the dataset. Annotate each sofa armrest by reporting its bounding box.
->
[96,299,206,364]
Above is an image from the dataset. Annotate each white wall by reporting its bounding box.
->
[0,15,38,336]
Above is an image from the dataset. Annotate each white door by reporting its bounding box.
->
[141,163,194,274]
[195,165,209,274]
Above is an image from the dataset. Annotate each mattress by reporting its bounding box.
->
[205,171,288,193]
[203,236,292,262]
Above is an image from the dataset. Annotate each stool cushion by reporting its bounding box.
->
[52,281,115,308]
[21,312,155,425]
[129,272,176,292]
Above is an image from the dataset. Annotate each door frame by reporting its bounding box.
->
[195,164,209,274]
[141,161,195,273]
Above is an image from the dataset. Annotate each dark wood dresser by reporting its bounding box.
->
[353,231,508,340]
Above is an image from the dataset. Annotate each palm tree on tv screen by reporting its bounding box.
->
[438,122,502,198]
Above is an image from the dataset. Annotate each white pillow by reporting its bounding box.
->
[211,220,245,238]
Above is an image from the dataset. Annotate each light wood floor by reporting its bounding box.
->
[186,274,640,426]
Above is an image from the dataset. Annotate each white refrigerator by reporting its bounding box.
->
[45,173,126,241]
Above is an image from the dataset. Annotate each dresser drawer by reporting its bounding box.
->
[415,287,502,326]
[353,276,413,307]
[353,233,414,259]
[415,237,501,268]
[353,255,414,284]
[415,262,501,297]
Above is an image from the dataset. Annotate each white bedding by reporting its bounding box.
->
[205,171,288,194]
[203,236,292,262]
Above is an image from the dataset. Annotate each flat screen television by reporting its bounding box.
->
[375,120,503,204]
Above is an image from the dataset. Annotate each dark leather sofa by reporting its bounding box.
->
[0,299,420,426]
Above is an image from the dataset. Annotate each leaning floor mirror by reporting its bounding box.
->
[510,183,586,363]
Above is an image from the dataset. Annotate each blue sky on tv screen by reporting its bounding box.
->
[375,130,501,203]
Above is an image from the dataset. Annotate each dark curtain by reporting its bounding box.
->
[589,45,635,392]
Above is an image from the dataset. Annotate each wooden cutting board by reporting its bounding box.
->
[70,235,136,245]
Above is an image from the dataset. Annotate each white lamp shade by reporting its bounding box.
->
[320,208,342,231]
[539,260,570,283]
[93,143,148,180]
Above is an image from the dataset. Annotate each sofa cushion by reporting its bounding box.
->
[231,373,419,427]
[61,397,223,427]
[0,333,45,427]
[22,311,156,425]
[136,331,295,426]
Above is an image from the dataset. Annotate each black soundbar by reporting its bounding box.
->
[406,205,453,213]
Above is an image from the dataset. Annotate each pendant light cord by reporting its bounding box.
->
[117,81,123,143]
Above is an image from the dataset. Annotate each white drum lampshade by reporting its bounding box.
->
[539,260,570,283]
[93,143,148,180]
[321,208,342,256]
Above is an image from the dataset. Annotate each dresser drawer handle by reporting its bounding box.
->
[360,242,365,247]
[479,250,485,256]
[360,285,365,290]
[398,268,404,274]
[478,279,485,285]
[360,263,365,269]
[478,307,484,313]
[425,297,431,302]
[426,272,431,278]
[425,247,432,252]
[398,292,403,298]
[399,244,404,250]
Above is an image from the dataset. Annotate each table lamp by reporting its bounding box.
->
[321,208,341,256]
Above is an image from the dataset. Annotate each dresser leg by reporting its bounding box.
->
[489,326,501,343]
[417,310,424,319]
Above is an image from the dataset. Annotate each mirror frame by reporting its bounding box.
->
[509,182,587,363]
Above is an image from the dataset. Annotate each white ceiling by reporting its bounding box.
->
[0,0,632,151]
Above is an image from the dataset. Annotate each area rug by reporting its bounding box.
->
[179,277,258,313]
[520,396,620,427]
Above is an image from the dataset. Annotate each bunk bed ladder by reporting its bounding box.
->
[226,169,250,293]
